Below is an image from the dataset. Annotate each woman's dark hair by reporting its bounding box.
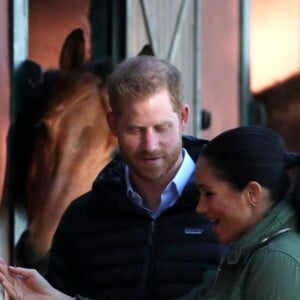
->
[200,126,300,203]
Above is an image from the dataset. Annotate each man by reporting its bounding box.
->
[46,55,226,299]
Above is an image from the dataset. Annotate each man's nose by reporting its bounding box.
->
[142,129,159,151]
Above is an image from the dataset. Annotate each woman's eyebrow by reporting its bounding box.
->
[197,183,211,189]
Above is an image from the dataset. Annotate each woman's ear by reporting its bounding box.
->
[246,181,262,207]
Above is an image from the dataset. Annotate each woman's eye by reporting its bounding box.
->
[202,190,214,198]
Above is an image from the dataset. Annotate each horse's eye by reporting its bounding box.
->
[34,120,49,138]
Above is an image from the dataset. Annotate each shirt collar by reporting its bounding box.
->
[125,148,195,216]
[171,148,195,195]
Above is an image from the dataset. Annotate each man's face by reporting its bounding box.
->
[107,88,189,184]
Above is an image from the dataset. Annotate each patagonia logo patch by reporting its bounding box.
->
[184,227,204,235]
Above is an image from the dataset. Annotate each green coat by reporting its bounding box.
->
[179,200,300,300]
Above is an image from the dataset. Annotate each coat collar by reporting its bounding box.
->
[224,200,295,266]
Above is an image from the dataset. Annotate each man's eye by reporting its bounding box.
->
[205,192,214,197]
[155,124,171,132]
[127,127,141,134]
[156,126,168,132]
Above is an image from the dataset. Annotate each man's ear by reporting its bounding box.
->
[106,111,118,136]
[179,104,189,131]
[246,181,262,207]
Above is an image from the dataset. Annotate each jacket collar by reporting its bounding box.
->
[225,200,296,266]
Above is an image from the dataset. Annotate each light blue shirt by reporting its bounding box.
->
[125,148,195,219]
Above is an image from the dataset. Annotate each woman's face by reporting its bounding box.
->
[195,157,258,244]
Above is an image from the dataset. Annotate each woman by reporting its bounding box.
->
[1,126,300,299]
[181,125,300,299]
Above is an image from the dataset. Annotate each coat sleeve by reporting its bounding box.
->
[174,269,217,300]
[245,248,300,300]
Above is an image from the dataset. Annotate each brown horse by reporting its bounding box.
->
[15,28,153,274]
[15,29,117,273]
[253,72,300,152]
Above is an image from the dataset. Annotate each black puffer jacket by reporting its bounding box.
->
[46,136,227,300]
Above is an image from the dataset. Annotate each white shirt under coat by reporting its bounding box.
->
[125,148,195,219]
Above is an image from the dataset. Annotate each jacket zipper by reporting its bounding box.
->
[143,220,156,298]
[148,220,155,246]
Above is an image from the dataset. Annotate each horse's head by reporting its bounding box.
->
[15,29,117,272]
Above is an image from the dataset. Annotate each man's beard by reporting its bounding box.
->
[121,141,182,182]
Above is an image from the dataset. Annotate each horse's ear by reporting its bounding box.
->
[137,44,155,56]
[17,60,44,106]
[20,60,43,88]
[59,28,85,76]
